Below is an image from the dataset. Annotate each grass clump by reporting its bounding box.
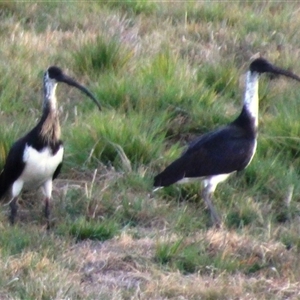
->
[0,227,33,256]
[73,36,132,77]
[154,229,293,277]
[155,238,183,265]
[0,251,83,299]
[155,238,241,275]
[225,195,262,229]
[66,110,167,170]
[279,229,300,252]
[198,62,239,99]
[116,196,156,227]
[104,0,157,15]
[64,217,119,242]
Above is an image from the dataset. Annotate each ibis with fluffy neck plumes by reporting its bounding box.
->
[154,58,300,226]
[0,66,101,229]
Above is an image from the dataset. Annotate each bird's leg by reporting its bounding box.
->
[42,180,53,230]
[44,197,51,230]
[9,197,18,225]
[202,188,221,227]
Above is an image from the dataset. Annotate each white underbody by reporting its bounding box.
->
[12,144,64,199]
[177,173,232,194]
[153,173,232,193]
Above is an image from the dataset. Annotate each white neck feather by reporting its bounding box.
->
[244,71,259,127]
[44,81,58,111]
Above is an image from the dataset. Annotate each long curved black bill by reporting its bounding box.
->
[250,58,300,82]
[59,74,102,110]
[271,65,300,82]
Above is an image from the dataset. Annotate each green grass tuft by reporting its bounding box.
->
[73,36,132,77]
[104,0,157,15]
[155,238,183,265]
[65,218,119,242]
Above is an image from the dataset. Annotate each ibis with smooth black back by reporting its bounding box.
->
[154,58,300,226]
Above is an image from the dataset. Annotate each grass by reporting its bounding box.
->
[1,1,300,298]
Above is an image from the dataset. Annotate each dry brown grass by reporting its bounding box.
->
[64,227,300,299]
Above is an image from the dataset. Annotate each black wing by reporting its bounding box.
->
[52,140,64,181]
[0,138,27,199]
[154,124,256,187]
[53,162,63,181]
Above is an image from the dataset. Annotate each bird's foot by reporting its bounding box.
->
[9,198,18,226]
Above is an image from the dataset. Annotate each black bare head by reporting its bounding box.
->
[47,66,64,80]
[45,66,101,110]
[249,58,300,82]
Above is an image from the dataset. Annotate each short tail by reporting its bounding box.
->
[0,171,9,200]
[153,167,184,188]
